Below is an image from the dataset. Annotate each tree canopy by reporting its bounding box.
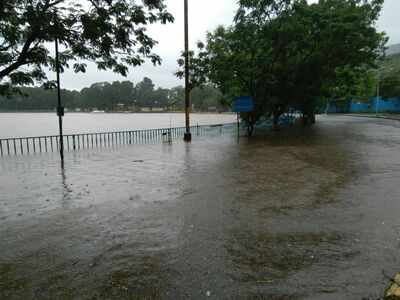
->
[0,78,226,112]
[184,0,387,132]
[378,53,400,99]
[0,0,173,95]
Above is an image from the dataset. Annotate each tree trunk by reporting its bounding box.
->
[310,112,316,124]
[302,112,315,126]
[272,111,280,131]
[247,122,254,136]
[302,113,308,127]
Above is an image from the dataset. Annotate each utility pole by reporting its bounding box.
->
[183,0,192,142]
[54,13,64,167]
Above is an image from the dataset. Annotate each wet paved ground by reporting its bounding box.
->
[1,115,400,299]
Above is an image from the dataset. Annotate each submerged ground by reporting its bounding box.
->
[1,115,400,299]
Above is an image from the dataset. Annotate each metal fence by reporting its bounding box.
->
[0,123,237,157]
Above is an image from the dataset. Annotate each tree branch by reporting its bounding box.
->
[44,0,65,10]
[0,0,57,79]
[0,44,13,52]
[87,0,100,10]
[0,34,36,79]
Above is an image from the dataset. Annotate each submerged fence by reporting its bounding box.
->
[0,123,237,157]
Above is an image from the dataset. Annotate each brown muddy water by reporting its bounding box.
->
[1,115,400,299]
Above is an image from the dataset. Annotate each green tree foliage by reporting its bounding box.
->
[80,81,135,110]
[0,79,226,112]
[320,66,377,112]
[167,86,185,109]
[135,77,155,107]
[378,54,400,99]
[0,87,79,110]
[191,85,224,111]
[0,0,173,95]
[185,0,386,133]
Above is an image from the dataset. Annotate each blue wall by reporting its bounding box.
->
[349,100,371,113]
[374,97,400,113]
[328,97,400,113]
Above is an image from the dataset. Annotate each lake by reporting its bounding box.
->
[0,112,236,139]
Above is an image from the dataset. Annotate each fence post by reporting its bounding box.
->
[13,139,17,155]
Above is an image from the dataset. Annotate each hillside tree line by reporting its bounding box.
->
[0,77,226,112]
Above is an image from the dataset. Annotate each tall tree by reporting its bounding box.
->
[185,0,386,133]
[135,77,155,107]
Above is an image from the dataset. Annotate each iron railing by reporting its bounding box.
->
[0,123,237,157]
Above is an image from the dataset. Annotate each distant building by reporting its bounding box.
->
[140,107,164,112]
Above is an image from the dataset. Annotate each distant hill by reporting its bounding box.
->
[386,44,400,56]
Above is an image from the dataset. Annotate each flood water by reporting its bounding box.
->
[0,112,236,139]
[1,115,400,299]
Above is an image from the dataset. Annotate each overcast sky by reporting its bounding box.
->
[55,0,400,91]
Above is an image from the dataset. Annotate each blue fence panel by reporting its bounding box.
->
[333,97,400,113]
[370,97,400,113]
[349,101,371,113]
